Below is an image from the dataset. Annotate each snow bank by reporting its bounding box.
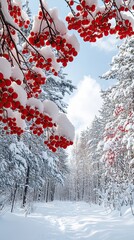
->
[1,202,134,240]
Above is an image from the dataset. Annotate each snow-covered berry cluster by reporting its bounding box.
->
[44,135,73,152]
[8,0,30,28]
[66,0,134,42]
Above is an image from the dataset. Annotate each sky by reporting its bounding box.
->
[28,0,121,134]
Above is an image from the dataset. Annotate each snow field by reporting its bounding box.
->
[0,201,134,240]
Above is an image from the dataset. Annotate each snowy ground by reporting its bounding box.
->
[0,201,134,240]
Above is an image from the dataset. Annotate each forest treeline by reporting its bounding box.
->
[55,36,134,214]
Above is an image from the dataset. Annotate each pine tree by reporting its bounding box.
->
[100,36,134,211]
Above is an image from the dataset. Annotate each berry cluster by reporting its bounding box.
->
[8,1,30,28]
[0,71,25,134]
[106,149,115,166]
[44,135,73,152]
[66,0,134,42]
[21,106,54,131]
[0,115,24,135]
[118,125,128,133]
[114,106,124,116]
[54,36,78,67]
[28,10,78,67]
[0,72,21,109]
[22,46,59,76]
[25,70,46,98]
[104,127,116,141]
[28,31,49,48]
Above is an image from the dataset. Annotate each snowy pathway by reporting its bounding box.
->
[0,201,134,240]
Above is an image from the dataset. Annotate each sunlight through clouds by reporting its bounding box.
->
[67,76,103,133]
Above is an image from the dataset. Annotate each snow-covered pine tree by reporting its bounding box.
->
[100,36,134,211]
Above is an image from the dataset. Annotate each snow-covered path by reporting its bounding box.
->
[0,201,134,240]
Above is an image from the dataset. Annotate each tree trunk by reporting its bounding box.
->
[45,180,50,203]
[50,184,55,201]
[22,166,30,207]
[11,182,17,212]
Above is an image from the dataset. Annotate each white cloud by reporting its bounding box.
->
[91,35,120,52]
[67,76,103,134]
